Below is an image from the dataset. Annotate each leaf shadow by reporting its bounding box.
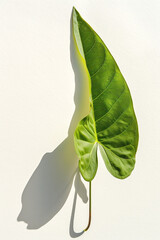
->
[17,10,90,232]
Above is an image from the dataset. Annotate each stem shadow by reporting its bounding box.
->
[69,170,88,238]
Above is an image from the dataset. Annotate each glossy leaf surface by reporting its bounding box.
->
[72,7,139,181]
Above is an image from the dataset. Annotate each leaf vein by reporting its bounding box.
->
[101,143,133,161]
[97,104,130,134]
[81,143,97,171]
[77,139,94,144]
[80,124,94,138]
[95,88,126,123]
[90,53,106,77]
[109,144,135,150]
[85,38,96,56]
[92,70,116,102]
[100,118,134,141]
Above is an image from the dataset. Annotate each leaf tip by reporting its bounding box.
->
[72,6,76,13]
[72,6,79,16]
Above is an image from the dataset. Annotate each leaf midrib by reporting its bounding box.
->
[77,19,130,153]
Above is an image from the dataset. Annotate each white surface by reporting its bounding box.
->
[0,0,160,239]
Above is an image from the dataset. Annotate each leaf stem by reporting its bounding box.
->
[84,181,91,232]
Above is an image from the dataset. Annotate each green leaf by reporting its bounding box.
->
[72,7,139,181]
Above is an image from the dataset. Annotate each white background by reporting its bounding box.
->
[0,0,160,239]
